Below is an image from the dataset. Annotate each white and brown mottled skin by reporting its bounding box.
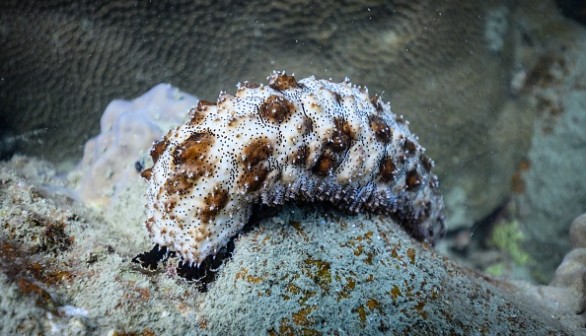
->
[141,72,445,266]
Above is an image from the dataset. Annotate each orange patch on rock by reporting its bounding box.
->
[406,247,416,264]
[390,285,401,301]
[511,159,531,194]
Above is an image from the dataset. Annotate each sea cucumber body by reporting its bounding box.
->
[143,72,445,265]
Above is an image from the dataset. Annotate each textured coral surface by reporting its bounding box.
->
[143,73,444,265]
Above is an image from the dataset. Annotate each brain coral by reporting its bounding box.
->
[140,72,445,266]
[1,0,525,230]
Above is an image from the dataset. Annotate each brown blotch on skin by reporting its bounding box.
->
[227,116,240,128]
[165,132,215,194]
[269,73,298,91]
[200,189,229,224]
[237,138,274,192]
[396,154,406,165]
[172,132,214,166]
[333,92,342,105]
[313,153,338,177]
[369,115,392,143]
[406,169,422,191]
[330,117,354,153]
[311,118,354,176]
[150,136,170,164]
[301,116,314,135]
[403,139,418,156]
[241,138,273,167]
[164,172,195,195]
[238,165,270,193]
[188,107,206,125]
[379,156,396,183]
[164,199,177,213]
[421,155,433,172]
[197,100,216,109]
[292,145,309,166]
[192,100,216,124]
[259,95,296,124]
[140,168,152,180]
[370,95,384,113]
[187,226,207,245]
[241,81,260,89]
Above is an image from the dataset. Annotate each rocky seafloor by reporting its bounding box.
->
[1,155,585,335]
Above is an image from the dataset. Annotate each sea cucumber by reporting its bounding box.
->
[139,72,445,266]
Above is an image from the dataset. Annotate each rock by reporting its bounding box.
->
[0,158,579,335]
[570,214,586,249]
[514,0,586,283]
[74,83,197,208]
[550,248,586,295]
[517,213,586,332]
[198,208,572,335]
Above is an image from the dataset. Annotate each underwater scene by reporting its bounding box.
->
[1,0,586,334]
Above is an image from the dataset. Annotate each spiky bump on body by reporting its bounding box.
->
[141,72,445,266]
